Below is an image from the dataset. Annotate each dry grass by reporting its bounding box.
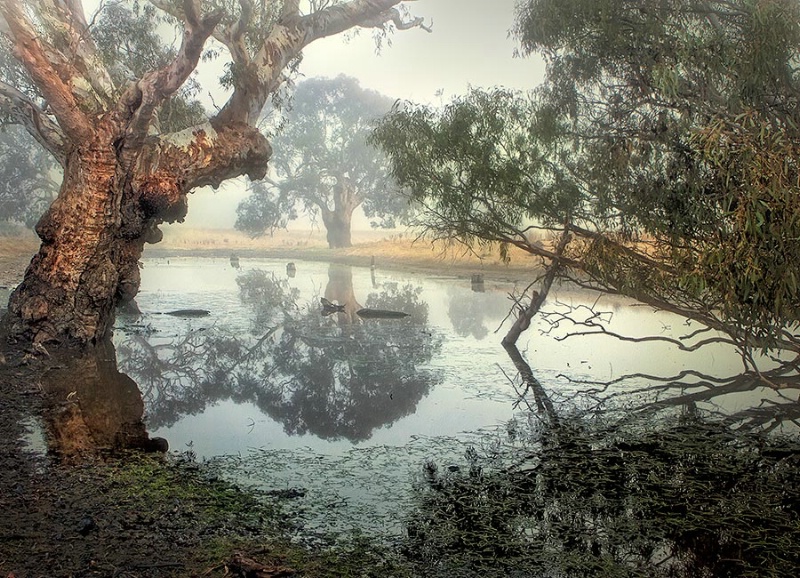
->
[0,230,38,286]
[0,227,543,287]
[158,227,542,281]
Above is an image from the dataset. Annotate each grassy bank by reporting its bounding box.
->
[151,227,542,284]
[0,227,543,289]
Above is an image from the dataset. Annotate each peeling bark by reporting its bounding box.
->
[6,119,271,345]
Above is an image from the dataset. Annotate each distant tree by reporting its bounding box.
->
[372,0,800,362]
[236,75,407,248]
[0,127,59,228]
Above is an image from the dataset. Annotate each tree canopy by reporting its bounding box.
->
[236,75,405,248]
[372,0,800,360]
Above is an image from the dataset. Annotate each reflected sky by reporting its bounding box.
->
[115,258,530,456]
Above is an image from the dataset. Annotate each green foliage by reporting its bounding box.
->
[236,75,407,239]
[372,88,579,250]
[374,0,800,346]
[689,112,800,338]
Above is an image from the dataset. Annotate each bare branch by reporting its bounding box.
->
[0,80,67,165]
[503,227,572,346]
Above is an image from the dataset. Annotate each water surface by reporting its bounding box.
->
[111,256,796,539]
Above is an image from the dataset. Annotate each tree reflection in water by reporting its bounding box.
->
[39,339,166,458]
[405,343,800,578]
[116,264,442,442]
[445,284,512,341]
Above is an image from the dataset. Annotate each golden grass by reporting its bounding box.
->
[158,227,541,281]
[0,227,543,286]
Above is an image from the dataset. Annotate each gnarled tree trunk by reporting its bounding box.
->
[7,120,270,345]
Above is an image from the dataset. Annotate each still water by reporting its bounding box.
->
[112,256,793,540]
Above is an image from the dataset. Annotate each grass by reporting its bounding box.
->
[0,226,544,286]
[154,226,542,282]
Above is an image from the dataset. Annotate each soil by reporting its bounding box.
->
[0,233,538,578]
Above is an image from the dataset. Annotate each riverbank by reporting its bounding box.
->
[0,227,543,289]
[0,354,410,577]
[150,227,542,285]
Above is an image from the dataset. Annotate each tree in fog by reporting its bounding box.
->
[0,127,59,228]
[0,0,428,346]
[236,75,406,248]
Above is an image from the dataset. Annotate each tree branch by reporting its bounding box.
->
[0,0,92,142]
[36,0,117,106]
[0,80,67,165]
[118,0,223,162]
[214,0,427,126]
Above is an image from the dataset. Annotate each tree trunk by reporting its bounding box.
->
[320,177,359,249]
[6,141,132,345]
[324,264,362,325]
[5,122,270,346]
[322,208,353,248]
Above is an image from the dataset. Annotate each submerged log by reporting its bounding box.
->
[160,309,210,317]
[356,308,410,319]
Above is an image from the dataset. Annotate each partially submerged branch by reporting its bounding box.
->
[503,228,571,346]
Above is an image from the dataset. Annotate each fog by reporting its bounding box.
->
[181,0,546,230]
[11,1,545,232]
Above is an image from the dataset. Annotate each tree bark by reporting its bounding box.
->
[6,121,270,345]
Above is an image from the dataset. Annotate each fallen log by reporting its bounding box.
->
[356,308,410,319]
[159,309,211,318]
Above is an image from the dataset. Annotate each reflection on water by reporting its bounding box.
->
[38,339,167,457]
[104,257,800,543]
[117,264,441,443]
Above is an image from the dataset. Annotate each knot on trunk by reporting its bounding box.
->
[201,122,272,187]
[136,170,188,223]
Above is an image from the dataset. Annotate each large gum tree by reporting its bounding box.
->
[0,0,427,347]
